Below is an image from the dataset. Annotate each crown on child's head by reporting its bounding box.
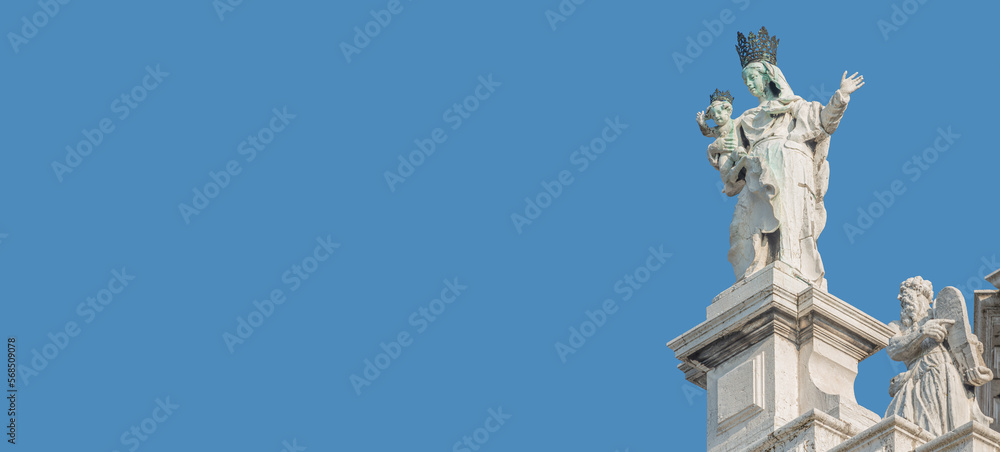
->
[736,26,778,68]
[710,89,734,105]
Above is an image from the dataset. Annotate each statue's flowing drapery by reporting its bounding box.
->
[884,320,992,436]
[712,62,848,287]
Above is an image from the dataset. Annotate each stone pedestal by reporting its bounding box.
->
[916,421,1000,451]
[667,263,893,452]
[830,416,1000,452]
[829,416,935,452]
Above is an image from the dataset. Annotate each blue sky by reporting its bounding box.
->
[1,0,997,451]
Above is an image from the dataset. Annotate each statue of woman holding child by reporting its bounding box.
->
[696,27,864,289]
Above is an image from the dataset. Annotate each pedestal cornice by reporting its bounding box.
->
[668,265,892,389]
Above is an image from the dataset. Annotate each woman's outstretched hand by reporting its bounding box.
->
[840,71,865,95]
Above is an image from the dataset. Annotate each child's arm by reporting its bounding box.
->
[696,111,716,137]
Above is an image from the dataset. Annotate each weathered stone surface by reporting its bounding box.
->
[884,277,993,438]
[915,421,1000,451]
[973,268,1000,433]
[936,287,992,386]
[745,410,859,452]
[717,353,765,433]
[828,417,1000,451]
[829,416,934,452]
[667,263,891,451]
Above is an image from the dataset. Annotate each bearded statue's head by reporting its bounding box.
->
[898,276,933,327]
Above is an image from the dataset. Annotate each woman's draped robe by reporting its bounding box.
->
[712,90,851,287]
[884,319,992,436]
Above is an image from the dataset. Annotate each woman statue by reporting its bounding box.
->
[701,27,864,288]
[884,277,993,436]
